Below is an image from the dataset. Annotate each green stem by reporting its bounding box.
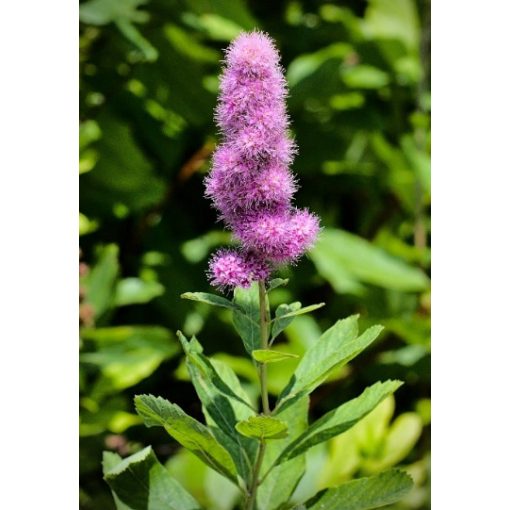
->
[245,280,271,510]
[258,280,270,415]
[245,439,266,510]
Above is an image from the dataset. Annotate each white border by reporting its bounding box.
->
[433,1,510,507]
[0,1,78,507]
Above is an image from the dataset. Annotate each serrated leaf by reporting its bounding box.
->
[276,381,402,464]
[267,278,289,291]
[181,292,238,310]
[178,332,254,411]
[276,316,384,413]
[103,446,202,510]
[304,469,413,510]
[252,349,299,364]
[134,395,238,483]
[178,332,257,484]
[114,278,164,306]
[271,302,302,341]
[235,416,288,440]
[232,283,261,353]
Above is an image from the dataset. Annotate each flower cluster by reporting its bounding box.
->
[205,31,320,290]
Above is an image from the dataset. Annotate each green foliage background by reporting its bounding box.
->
[79,0,430,508]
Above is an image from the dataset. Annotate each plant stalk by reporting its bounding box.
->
[258,280,271,415]
[245,280,271,510]
[246,439,266,510]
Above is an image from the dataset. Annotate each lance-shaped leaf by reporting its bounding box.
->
[257,397,309,510]
[178,332,254,411]
[235,416,288,440]
[232,283,261,353]
[178,332,257,484]
[267,278,289,291]
[252,349,299,364]
[303,469,413,510]
[271,302,301,341]
[275,380,402,465]
[276,303,325,321]
[271,302,325,343]
[181,292,238,310]
[134,395,238,483]
[103,446,202,510]
[276,316,384,413]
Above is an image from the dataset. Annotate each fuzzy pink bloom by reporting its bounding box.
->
[208,250,270,290]
[205,158,296,222]
[233,209,320,263]
[205,31,320,291]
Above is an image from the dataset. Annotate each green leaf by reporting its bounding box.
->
[178,332,254,411]
[303,469,413,510]
[134,395,238,483]
[275,303,325,321]
[232,283,261,353]
[309,229,429,294]
[193,13,244,41]
[341,65,390,89]
[363,0,420,53]
[114,278,164,306]
[362,413,422,473]
[252,349,300,364]
[80,327,178,395]
[276,380,402,464]
[80,0,150,26]
[82,114,165,211]
[235,416,288,440]
[79,212,99,235]
[84,244,119,318]
[166,448,240,510]
[271,302,302,341]
[181,291,238,310]
[103,446,202,510]
[267,278,289,291]
[115,18,158,61]
[276,316,384,413]
[178,332,257,484]
[180,231,231,263]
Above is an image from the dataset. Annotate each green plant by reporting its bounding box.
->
[103,282,413,509]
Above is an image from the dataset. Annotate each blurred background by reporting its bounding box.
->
[79,0,430,508]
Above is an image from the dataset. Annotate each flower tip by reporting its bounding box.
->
[226,30,280,69]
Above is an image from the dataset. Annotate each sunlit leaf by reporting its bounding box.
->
[236,415,288,440]
[103,446,202,510]
[276,381,402,464]
[135,395,238,483]
[114,278,164,306]
[276,316,384,413]
[232,283,261,354]
[310,229,429,294]
[303,469,413,510]
[252,349,299,364]
[181,292,238,310]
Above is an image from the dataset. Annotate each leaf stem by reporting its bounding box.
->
[245,280,271,510]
